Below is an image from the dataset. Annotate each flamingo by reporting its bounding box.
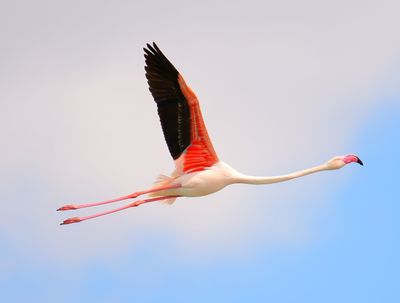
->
[58,42,363,225]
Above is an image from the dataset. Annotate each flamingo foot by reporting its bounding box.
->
[60,217,82,225]
[57,204,78,211]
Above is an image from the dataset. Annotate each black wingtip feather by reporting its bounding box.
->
[143,42,191,160]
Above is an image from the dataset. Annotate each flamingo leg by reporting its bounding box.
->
[60,195,179,225]
[57,183,181,211]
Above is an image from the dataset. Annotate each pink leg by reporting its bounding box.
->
[57,183,181,211]
[60,195,179,225]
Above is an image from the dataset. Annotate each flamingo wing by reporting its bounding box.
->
[144,42,219,174]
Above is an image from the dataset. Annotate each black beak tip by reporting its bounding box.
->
[356,157,364,166]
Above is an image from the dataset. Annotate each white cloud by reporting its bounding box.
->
[1,0,399,265]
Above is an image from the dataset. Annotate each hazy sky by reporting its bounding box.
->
[1,0,399,302]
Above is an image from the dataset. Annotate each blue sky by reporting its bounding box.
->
[1,1,400,302]
[2,101,399,302]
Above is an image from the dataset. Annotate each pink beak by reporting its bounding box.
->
[343,155,363,166]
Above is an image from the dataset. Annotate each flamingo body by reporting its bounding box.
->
[58,42,363,225]
[152,161,239,198]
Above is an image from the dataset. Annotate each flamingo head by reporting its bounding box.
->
[325,154,363,170]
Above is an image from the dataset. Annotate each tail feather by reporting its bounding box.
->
[161,197,178,205]
[149,174,178,205]
[153,174,173,184]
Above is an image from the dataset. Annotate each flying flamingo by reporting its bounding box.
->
[58,42,363,225]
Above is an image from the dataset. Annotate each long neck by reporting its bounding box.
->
[235,164,328,185]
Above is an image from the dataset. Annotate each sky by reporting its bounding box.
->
[1,0,399,302]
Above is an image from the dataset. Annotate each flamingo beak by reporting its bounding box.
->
[343,155,364,166]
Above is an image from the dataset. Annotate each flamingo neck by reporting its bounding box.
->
[235,164,328,185]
